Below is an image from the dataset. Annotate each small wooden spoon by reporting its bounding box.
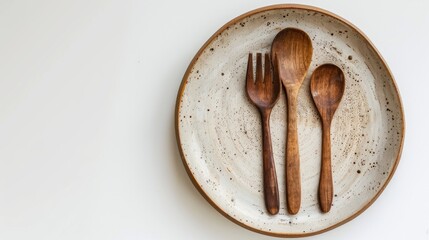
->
[310,64,345,213]
[271,28,313,215]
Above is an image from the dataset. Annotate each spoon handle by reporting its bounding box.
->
[285,93,301,215]
[261,110,279,215]
[319,123,333,212]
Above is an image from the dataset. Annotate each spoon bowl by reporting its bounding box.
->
[311,64,345,121]
[272,28,313,88]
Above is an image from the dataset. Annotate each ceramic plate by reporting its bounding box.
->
[175,4,404,237]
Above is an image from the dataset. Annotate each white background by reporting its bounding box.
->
[0,0,428,239]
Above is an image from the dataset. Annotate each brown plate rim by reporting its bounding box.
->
[174,4,405,238]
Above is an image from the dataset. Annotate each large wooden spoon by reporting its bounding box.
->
[271,28,313,215]
[310,64,345,213]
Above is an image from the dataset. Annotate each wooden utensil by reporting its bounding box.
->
[271,28,313,215]
[246,53,281,215]
[310,64,345,213]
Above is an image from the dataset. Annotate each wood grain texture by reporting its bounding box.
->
[246,53,281,215]
[271,28,313,215]
[310,64,345,212]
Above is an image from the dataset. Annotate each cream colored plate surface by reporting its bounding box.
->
[175,5,404,237]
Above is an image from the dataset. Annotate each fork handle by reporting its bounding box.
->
[285,93,301,215]
[261,109,279,215]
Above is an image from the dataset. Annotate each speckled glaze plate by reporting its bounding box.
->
[175,4,404,237]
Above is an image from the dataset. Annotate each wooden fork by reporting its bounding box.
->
[246,53,281,215]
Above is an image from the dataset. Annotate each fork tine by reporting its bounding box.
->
[246,53,254,88]
[264,53,273,90]
[256,53,263,88]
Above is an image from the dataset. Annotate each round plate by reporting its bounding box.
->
[175,4,404,237]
